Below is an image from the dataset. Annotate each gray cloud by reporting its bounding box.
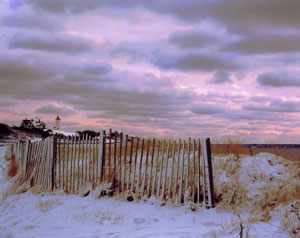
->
[224,34,300,54]
[243,99,300,113]
[224,110,296,123]
[207,70,233,84]
[9,32,93,54]
[82,63,112,75]
[23,0,300,34]
[0,98,17,107]
[35,104,77,116]
[168,30,220,49]
[257,71,300,87]
[26,0,99,14]
[190,105,224,115]
[0,54,114,99]
[1,12,61,30]
[0,54,192,122]
[151,51,240,72]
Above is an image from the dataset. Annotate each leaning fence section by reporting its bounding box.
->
[5,130,215,208]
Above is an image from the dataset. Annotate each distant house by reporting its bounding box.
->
[34,119,46,130]
[20,118,46,130]
[20,118,34,129]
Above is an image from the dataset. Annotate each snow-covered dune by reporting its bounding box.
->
[0,145,299,238]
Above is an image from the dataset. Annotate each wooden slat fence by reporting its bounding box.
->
[5,130,215,208]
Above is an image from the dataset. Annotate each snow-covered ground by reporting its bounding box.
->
[0,146,299,238]
[52,130,79,137]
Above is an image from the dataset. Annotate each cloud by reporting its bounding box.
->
[1,11,61,30]
[35,104,77,116]
[19,0,300,35]
[257,71,300,87]
[207,70,233,84]
[26,0,99,14]
[168,30,220,49]
[243,99,300,113]
[190,105,224,115]
[0,54,192,122]
[82,62,112,75]
[0,54,114,99]
[9,32,94,54]
[151,51,240,72]
[223,34,300,54]
[0,98,17,107]
[0,55,51,84]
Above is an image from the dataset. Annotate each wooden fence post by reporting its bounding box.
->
[99,131,104,183]
[205,138,215,207]
[52,135,57,190]
[202,138,215,208]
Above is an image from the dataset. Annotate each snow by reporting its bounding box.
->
[52,130,78,137]
[30,138,43,143]
[0,145,299,238]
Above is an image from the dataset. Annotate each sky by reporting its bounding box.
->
[0,0,300,143]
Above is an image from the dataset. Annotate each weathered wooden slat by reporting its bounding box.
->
[127,137,134,191]
[62,137,66,189]
[132,137,139,193]
[136,138,144,194]
[37,141,44,185]
[33,141,42,185]
[25,142,32,180]
[147,139,155,198]
[157,140,165,197]
[162,140,170,200]
[66,137,70,192]
[23,140,29,181]
[88,135,92,183]
[141,139,150,196]
[118,133,123,192]
[122,135,128,191]
[153,140,160,196]
[174,139,181,201]
[114,132,117,183]
[169,140,176,199]
[192,139,196,202]
[179,140,185,203]
[186,138,191,199]
[37,141,44,187]
[197,139,201,204]
[201,139,206,206]
[76,136,81,192]
[92,137,96,188]
[108,129,112,179]
[57,137,61,189]
[71,136,76,193]
[80,135,85,187]
[83,135,87,184]
[47,138,51,190]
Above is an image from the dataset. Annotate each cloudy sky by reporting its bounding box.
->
[0,0,300,143]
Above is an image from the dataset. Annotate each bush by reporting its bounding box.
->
[0,123,12,138]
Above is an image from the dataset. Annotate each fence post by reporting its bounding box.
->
[52,135,57,190]
[99,131,104,183]
[202,138,215,208]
